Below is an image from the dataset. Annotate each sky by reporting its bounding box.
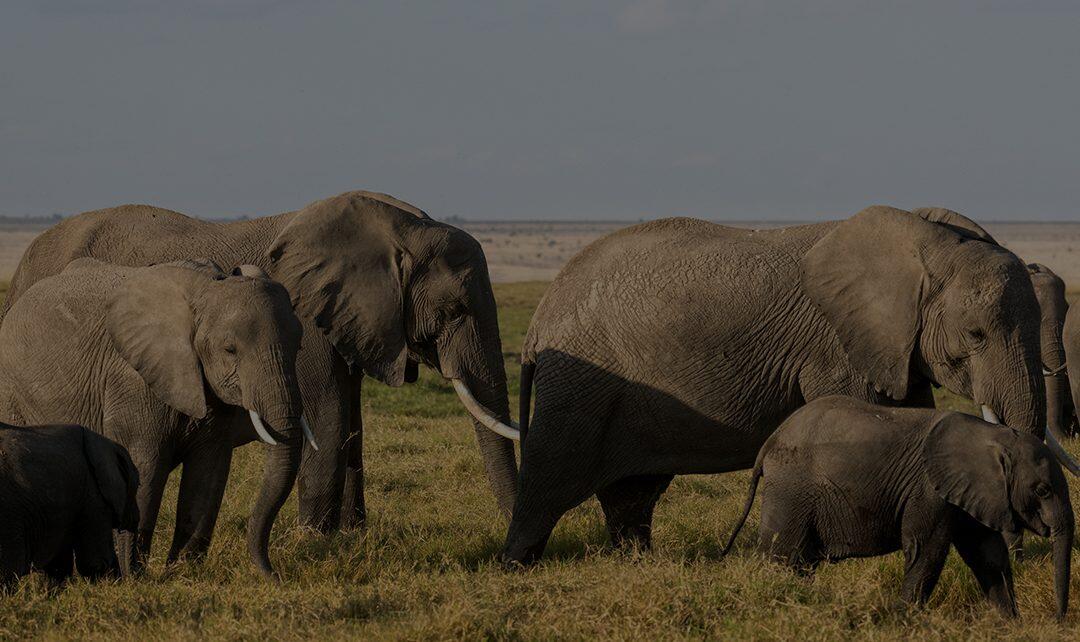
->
[1,1,1079,221]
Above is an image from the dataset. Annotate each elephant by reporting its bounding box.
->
[0,422,139,587]
[0,191,518,534]
[0,258,308,578]
[722,395,1073,620]
[504,205,1079,564]
[1028,263,1075,437]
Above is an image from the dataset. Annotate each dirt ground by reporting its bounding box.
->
[2,220,1079,286]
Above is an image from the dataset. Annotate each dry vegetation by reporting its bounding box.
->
[1,280,1079,640]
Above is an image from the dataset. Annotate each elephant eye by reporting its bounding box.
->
[1035,483,1051,499]
[224,344,238,355]
[967,328,986,345]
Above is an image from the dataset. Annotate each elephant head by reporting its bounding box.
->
[265,191,518,516]
[924,413,1073,619]
[1027,264,1074,438]
[803,206,1047,433]
[105,259,306,577]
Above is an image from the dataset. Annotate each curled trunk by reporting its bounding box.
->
[246,412,302,579]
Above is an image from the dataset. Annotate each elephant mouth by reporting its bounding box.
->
[981,404,1080,476]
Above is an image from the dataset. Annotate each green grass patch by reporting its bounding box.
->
[1,281,1077,639]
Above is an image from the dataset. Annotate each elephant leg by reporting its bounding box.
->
[0,528,28,588]
[296,346,351,533]
[758,512,821,570]
[502,432,606,565]
[953,519,1018,618]
[1003,530,1025,559]
[43,549,74,584]
[341,374,366,529]
[130,453,171,569]
[167,444,232,563]
[900,518,952,605]
[596,474,674,550]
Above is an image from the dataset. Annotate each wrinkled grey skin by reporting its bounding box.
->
[1028,264,1075,438]
[0,191,515,532]
[723,396,1073,620]
[0,259,305,578]
[506,205,1046,564]
[0,423,139,587]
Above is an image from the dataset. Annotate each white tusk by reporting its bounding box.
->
[1044,368,1052,376]
[301,415,318,451]
[1046,428,1080,476]
[451,379,520,441]
[249,410,278,446]
[980,404,1080,475]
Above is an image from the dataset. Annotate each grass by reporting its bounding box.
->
[1,281,1078,640]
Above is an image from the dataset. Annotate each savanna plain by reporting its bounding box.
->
[2,220,1080,640]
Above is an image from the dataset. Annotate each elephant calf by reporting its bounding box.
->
[0,423,138,587]
[723,396,1073,619]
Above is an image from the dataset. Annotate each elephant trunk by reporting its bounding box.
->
[440,315,518,520]
[243,352,305,579]
[246,410,302,579]
[1043,311,1072,439]
[1052,499,1074,620]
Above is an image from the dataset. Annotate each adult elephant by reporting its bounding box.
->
[0,259,308,578]
[1,191,519,533]
[1028,264,1075,437]
[503,205,1080,564]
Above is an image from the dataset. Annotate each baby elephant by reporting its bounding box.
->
[723,396,1073,619]
[0,423,139,587]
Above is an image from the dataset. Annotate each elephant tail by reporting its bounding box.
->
[721,456,765,556]
[518,361,535,442]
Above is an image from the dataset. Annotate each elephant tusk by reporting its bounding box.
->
[249,410,278,446]
[983,404,1080,476]
[1044,363,1068,377]
[1046,428,1080,476]
[301,415,318,451]
[451,379,520,441]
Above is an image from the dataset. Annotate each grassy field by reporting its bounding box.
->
[1,280,1079,640]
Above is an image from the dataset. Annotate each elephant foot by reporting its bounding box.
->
[166,536,212,565]
[609,524,653,553]
[341,468,367,530]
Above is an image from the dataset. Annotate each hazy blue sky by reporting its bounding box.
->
[2,1,1078,220]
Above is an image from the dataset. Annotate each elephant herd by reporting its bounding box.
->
[0,194,1078,620]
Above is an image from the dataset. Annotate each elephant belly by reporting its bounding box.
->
[760,473,902,562]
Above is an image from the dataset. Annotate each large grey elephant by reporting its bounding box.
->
[0,422,139,586]
[503,205,1079,564]
[1,191,518,534]
[0,258,307,578]
[1028,264,1075,437]
[722,396,1072,620]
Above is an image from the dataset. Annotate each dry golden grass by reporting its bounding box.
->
[0,281,1077,640]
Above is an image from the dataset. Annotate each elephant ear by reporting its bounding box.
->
[266,192,411,386]
[923,413,1018,532]
[81,430,139,526]
[801,206,940,399]
[106,264,209,418]
[910,207,998,244]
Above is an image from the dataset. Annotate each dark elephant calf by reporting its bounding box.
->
[0,423,139,587]
[723,396,1073,619]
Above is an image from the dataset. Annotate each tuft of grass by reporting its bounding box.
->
[0,281,1078,640]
